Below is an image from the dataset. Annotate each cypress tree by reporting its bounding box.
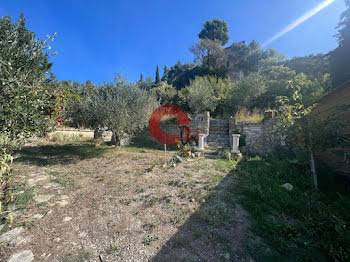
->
[139,73,144,82]
[155,65,160,84]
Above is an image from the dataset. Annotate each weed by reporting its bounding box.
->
[51,173,75,187]
[183,172,193,177]
[62,249,93,262]
[105,242,120,255]
[12,189,35,210]
[142,235,158,245]
[146,161,157,172]
[214,159,237,173]
[198,206,230,226]
[145,196,160,207]
[22,220,36,230]
[171,206,191,225]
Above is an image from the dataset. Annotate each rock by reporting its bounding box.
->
[281,183,293,191]
[59,195,69,200]
[63,217,72,222]
[175,155,183,163]
[32,214,44,220]
[34,194,54,203]
[0,227,25,244]
[171,163,176,168]
[194,152,201,157]
[8,250,34,262]
[57,200,69,207]
[191,153,195,158]
[9,235,33,247]
[27,175,48,187]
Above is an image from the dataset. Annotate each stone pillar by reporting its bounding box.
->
[228,116,236,148]
[231,134,240,153]
[198,134,206,151]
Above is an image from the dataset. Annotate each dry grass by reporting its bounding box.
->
[235,108,264,123]
[1,137,255,261]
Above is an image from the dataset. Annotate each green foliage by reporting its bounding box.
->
[0,14,59,150]
[63,80,100,129]
[190,39,226,71]
[225,40,286,78]
[167,61,209,90]
[138,76,155,90]
[150,82,177,105]
[65,76,158,146]
[181,78,217,114]
[198,19,229,46]
[179,76,233,115]
[276,83,346,190]
[155,65,160,84]
[161,65,169,82]
[330,0,350,88]
[227,72,266,113]
[281,54,330,77]
[0,14,59,222]
[233,158,350,261]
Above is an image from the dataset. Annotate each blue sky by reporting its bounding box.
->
[0,0,346,84]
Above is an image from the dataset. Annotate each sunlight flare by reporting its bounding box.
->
[262,0,335,47]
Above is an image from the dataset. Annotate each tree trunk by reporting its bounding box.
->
[93,128,99,139]
[111,133,120,147]
[308,145,318,191]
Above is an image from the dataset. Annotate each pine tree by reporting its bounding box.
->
[155,65,160,84]
[161,65,169,82]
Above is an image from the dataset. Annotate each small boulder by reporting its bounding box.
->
[281,183,293,191]
[175,155,183,163]
[0,227,25,244]
[8,250,34,262]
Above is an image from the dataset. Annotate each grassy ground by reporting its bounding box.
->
[2,134,348,261]
[232,157,350,261]
[0,136,258,261]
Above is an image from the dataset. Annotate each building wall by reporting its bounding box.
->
[311,83,350,173]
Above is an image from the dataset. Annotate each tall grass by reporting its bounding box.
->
[235,108,264,123]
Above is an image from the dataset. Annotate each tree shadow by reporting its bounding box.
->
[150,160,261,262]
[15,142,111,167]
[126,130,179,151]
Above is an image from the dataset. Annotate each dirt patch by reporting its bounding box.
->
[0,141,256,261]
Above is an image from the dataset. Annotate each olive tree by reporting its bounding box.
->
[179,76,233,115]
[226,72,266,113]
[97,79,156,146]
[66,77,158,146]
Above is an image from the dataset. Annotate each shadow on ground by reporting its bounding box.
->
[16,142,111,166]
[150,161,259,262]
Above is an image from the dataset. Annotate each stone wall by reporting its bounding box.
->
[93,111,281,155]
[236,119,278,155]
